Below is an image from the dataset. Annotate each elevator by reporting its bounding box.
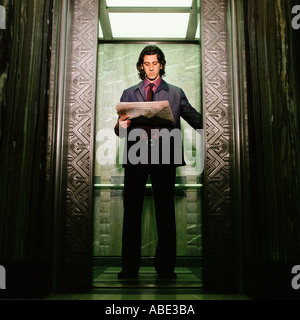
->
[92,0,203,286]
[47,0,241,292]
[0,0,242,296]
[93,42,203,287]
[2,0,299,299]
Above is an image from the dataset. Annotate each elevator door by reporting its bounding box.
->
[93,43,202,270]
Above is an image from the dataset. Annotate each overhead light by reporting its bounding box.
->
[98,21,103,38]
[195,21,200,39]
[109,12,190,39]
[106,0,193,7]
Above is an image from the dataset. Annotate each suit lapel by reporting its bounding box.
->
[156,79,169,94]
[133,82,146,101]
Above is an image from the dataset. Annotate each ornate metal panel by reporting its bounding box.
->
[49,0,237,290]
[201,0,236,290]
[61,0,98,289]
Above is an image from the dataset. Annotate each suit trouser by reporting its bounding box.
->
[121,164,176,273]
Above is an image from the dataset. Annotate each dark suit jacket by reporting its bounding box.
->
[116,79,202,166]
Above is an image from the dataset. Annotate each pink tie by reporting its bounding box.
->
[147,83,154,101]
[145,84,157,139]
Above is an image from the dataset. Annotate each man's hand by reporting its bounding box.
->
[118,115,131,129]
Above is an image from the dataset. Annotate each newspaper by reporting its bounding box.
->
[116,100,175,127]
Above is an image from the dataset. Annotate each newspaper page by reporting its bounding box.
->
[116,100,175,127]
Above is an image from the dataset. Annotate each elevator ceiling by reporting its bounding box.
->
[99,0,200,42]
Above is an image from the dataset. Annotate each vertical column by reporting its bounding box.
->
[201,0,237,290]
[62,0,99,289]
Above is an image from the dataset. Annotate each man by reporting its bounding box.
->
[115,45,202,279]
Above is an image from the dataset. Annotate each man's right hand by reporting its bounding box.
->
[118,115,131,129]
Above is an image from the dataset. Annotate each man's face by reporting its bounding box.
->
[142,54,162,82]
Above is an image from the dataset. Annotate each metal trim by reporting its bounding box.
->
[94,184,203,189]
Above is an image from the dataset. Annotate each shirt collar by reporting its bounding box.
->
[143,77,162,89]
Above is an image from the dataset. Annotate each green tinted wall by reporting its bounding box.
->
[93,43,202,258]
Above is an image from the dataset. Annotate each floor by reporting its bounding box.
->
[45,266,251,300]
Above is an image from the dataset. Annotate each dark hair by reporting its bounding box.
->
[136,45,166,80]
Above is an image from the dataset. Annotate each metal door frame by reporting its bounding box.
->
[48,0,246,291]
